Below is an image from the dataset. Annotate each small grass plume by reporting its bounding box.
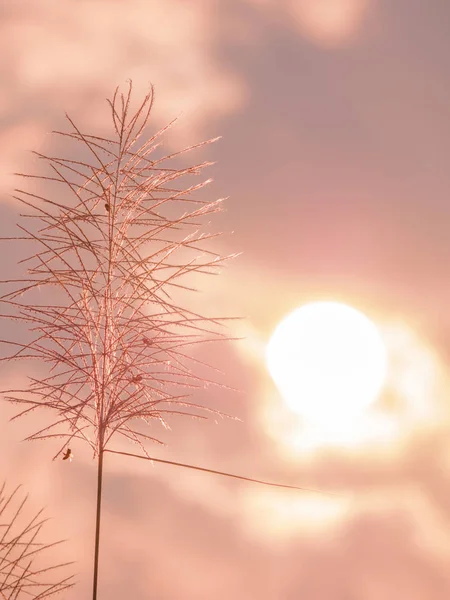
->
[0,481,74,599]
[0,81,236,458]
[0,81,237,599]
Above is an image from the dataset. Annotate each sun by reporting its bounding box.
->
[266,301,388,425]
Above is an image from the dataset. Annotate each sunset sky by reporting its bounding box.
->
[2,1,450,598]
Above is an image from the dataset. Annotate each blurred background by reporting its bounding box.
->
[2,0,450,598]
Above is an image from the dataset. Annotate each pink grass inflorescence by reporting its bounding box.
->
[0,81,237,460]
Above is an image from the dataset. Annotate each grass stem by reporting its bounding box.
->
[92,449,104,600]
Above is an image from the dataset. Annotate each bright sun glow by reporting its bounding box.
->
[266,302,388,425]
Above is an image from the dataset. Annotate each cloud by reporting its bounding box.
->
[286,0,372,47]
[0,0,248,196]
[244,0,372,47]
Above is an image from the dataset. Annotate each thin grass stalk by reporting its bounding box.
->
[92,449,104,600]
[105,449,337,495]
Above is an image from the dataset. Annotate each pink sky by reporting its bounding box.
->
[2,1,450,598]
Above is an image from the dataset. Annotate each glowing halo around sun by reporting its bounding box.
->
[266,302,388,426]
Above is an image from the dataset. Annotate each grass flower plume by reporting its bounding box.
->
[0,481,74,599]
[0,81,236,460]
